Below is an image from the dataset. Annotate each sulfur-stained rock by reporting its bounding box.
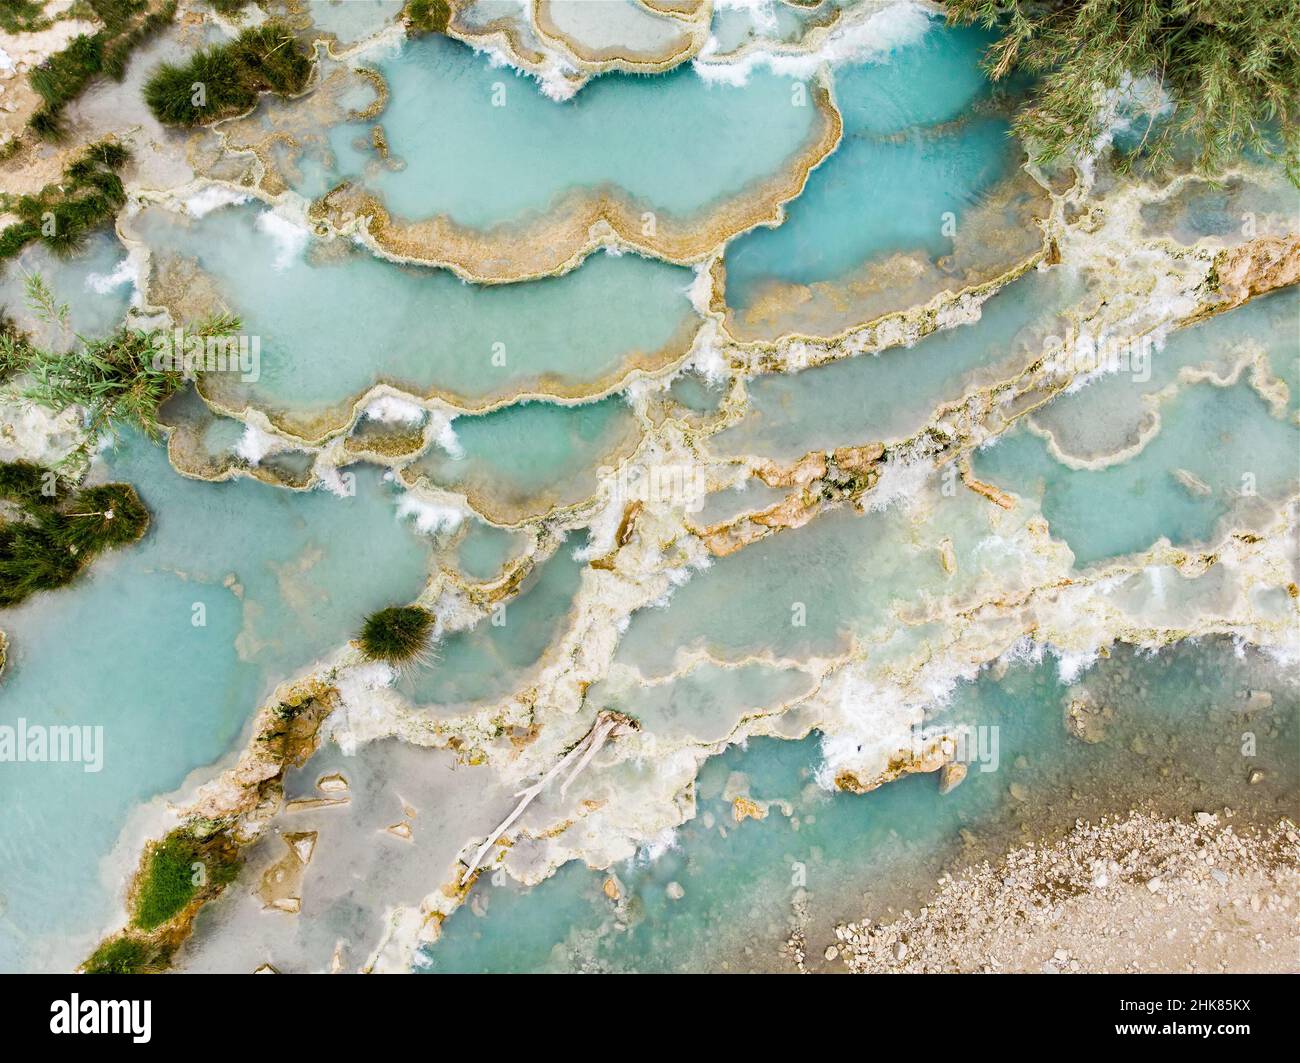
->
[938,761,967,795]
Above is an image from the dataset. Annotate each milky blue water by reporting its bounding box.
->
[976,380,1300,567]
[0,432,432,971]
[319,33,822,230]
[134,205,696,435]
[2,6,1296,977]
[399,533,587,710]
[722,24,1032,331]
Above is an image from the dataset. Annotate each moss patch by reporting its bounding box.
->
[0,140,131,261]
[131,828,241,932]
[0,462,151,608]
[81,933,174,974]
[405,0,451,36]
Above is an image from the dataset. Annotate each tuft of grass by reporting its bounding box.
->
[405,0,451,36]
[0,1,50,34]
[81,934,174,974]
[358,605,434,664]
[27,1,179,140]
[23,327,185,437]
[947,0,1300,185]
[0,312,29,381]
[0,140,131,262]
[131,829,241,932]
[142,19,313,127]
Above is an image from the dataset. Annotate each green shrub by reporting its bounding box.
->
[142,20,312,126]
[948,0,1300,184]
[358,605,434,663]
[405,0,451,35]
[0,1,49,34]
[0,466,151,608]
[0,461,61,509]
[208,0,256,15]
[56,483,151,553]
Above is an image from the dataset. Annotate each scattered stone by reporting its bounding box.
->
[732,795,768,823]
[938,761,967,795]
[666,881,685,901]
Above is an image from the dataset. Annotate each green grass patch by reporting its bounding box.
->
[7,266,243,437]
[0,139,131,261]
[28,1,179,140]
[358,605,434,663]
[207,0,257,14]
[143,19,313,127]
[0,1,50,34]
[405,0,451,35]
[131,829,241,932]
[81,933,174,974]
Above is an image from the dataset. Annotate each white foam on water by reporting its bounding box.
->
[84,257,137,296]
[255,210,310,272]
[432,416,464,459]
[694,0,933,84]
[233,422,277,465]
[184,185,251,219]
[396,493,465,536]
[364,395,427,425]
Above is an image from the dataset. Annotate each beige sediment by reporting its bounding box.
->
[312,79,842,284]
[531,0,710,72]
[722,167,1052,344]
[837,812,1300,974]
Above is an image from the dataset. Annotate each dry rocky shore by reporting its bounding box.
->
[828,811,1300,974]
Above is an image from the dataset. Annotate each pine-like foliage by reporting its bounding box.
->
[947,1,1300,184]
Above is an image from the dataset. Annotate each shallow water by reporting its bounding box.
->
[0,432,432,971]
[136,204,697,434]
[2,1,1296,977]
[419,639,1299,973]
[721,23,1045,338]
[320,33,821,230]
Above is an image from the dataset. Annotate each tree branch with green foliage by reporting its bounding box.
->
[946,0,1300,184]
[4,270,242,440]
[0,460,151,607]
